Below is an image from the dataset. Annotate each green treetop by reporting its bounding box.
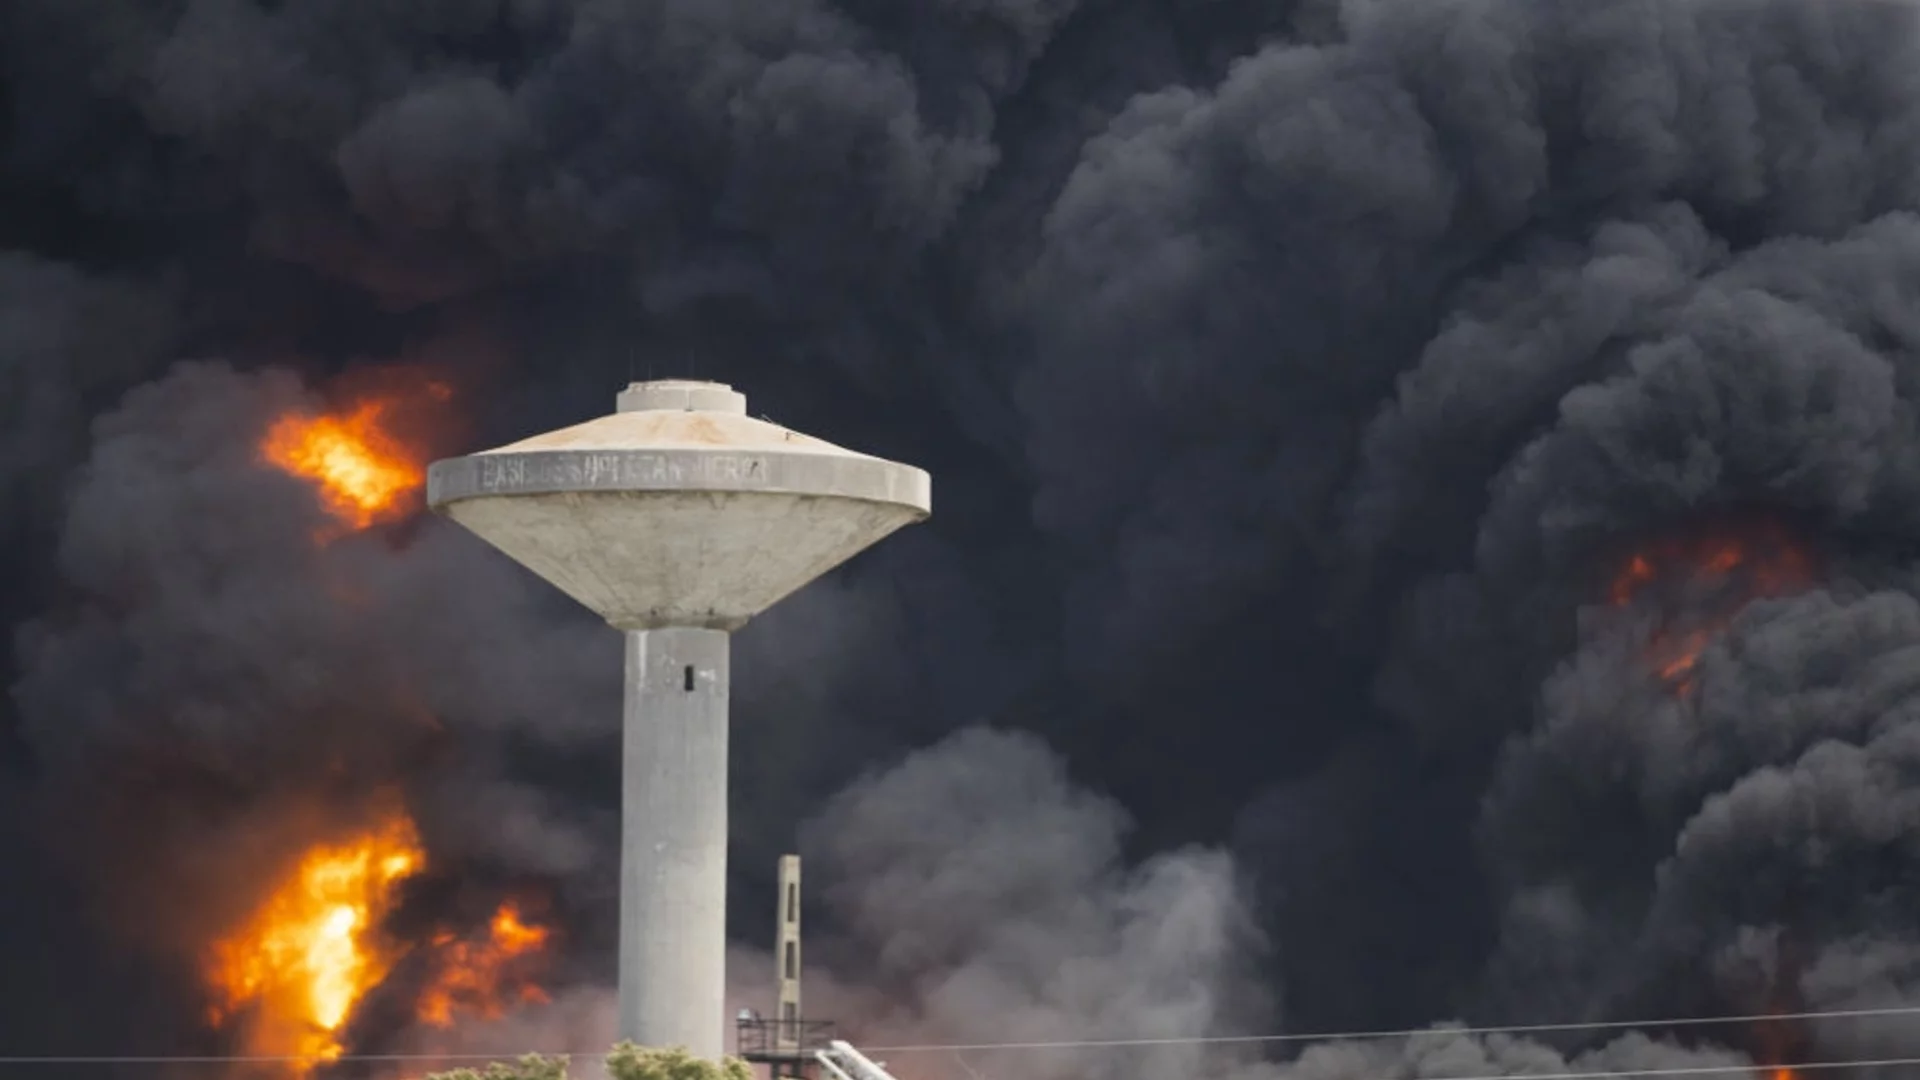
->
[423,1043,755,1080]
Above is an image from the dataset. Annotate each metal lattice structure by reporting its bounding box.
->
[737,1017,837,1061]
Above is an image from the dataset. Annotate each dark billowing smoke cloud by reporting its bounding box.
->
[1476,588,1920,1031]
[10,0,1920,1074]
[6,362,621,1034]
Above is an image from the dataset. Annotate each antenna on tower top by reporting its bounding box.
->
[738,855,835,1079]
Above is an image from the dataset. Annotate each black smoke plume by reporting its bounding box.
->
[9,0,1920,1076]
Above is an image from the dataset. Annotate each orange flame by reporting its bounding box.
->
[1745,948,1809,1080]
[261,381,448,531]
[1755,1023,1803,1080]
[204,810,425,1070]
[416,902,554,1028]
[202,806,555,1074]
[1606,517,1816,695]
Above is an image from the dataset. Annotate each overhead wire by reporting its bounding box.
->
[859,1001,1920,1053]
[7,1053,1920,1077]
[3,1001,1920,1066]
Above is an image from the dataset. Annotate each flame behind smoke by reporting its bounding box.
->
[1606,520,1816,608]
[416,902,554,1028]
[1606,517,1818,694]
[1749,973,1808,1080]
[204,810,425,1069]
[259,381,448,531]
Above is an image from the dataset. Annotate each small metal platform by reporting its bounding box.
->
[737,1017,837,1077]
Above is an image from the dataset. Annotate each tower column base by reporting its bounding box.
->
[618,627,731,1059]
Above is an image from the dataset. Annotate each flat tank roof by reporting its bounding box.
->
[425,380,931,630]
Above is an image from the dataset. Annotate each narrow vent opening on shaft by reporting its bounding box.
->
[684,665,695,691]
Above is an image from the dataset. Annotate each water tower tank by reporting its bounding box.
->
[426,380,930,1059]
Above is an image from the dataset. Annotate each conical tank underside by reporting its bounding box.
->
[425,380,931,630]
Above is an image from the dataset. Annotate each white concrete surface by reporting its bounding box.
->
[620,627,730,1059]
[435,489,921,630]
[426,382,930,630]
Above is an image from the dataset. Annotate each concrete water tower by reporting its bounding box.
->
[425,379,931,1059]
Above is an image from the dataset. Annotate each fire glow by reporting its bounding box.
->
[204,811,424,1067]
[223,373,546,1070]
[416,902,553,1028]
[1750,976,1809,1080]
[1605,516,1817,695]
[203,805,552,1074]
[1755,1018,1804,1080]
[260,381,448,531]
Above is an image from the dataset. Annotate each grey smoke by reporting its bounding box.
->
[0,254,176,584]
[1274,1028,1751,1080]
[801,729,1272,1064]
[425,728,1284,1080]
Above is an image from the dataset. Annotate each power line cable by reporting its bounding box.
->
[4,1001,1920,1066]
[1287,1057,1920,1080]
[6,1052,1920,1077]
[861,1003,1920,1054]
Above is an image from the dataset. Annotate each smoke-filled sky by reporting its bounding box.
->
[10,0,1920,1076]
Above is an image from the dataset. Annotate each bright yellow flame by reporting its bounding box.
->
[204,812,425,1070]
[261,398,427,530]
